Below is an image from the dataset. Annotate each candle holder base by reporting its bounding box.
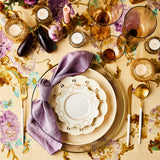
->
[61,18,77,34]
[144,36,160,54]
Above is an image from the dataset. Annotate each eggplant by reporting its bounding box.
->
[17,32,35,57]
[36,26,57,53]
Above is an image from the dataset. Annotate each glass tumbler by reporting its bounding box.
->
[122,6,157,43]
[100,35,125,62]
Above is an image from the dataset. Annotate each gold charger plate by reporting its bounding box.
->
[31,62,125,153]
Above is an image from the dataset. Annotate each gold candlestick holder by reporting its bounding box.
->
[61,18,77,34]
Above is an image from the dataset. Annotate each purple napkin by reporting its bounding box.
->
[27,51,94,155]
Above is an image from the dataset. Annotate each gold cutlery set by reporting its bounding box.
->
[127,84,150,146]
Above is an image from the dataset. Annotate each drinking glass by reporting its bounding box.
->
[88,0,124,41]
[122,6,157,43]
[100,35,125,62]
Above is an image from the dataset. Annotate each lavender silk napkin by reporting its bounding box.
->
[27,51,94,155]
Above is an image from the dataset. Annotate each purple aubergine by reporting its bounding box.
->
[36,26,57,53]
[17,32,35,57]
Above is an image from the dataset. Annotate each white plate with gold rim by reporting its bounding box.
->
[52,76,108,135]
[55,84,99,129]
[49,69,117,145]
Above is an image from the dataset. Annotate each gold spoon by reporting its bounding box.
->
[135,84,150,144]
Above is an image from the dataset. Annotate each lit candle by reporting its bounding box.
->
[135,64,147,76]
[149,38,160,51]
[9,24,22,36]
[63,4,71,24]
[69,31,86,48]
[37,8,49,20]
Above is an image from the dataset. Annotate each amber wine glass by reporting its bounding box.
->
[88,0,124,41]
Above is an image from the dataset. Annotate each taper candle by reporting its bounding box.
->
[63,4,71,24]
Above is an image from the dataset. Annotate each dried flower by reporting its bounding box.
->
[48,24,66,42]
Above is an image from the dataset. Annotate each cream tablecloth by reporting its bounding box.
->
[0,0,160,159]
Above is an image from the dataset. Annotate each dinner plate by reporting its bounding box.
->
[49,68,117,145]
[51,75,108,135]
[31,62,125,152]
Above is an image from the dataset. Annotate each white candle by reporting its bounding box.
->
[9,24,22,36]
[149,38,160,51]
[37,8,49,20]
[71,32,84,44]
[135,64,147,76]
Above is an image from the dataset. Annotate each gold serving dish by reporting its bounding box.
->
[4,18,29,43]
[130,58,155,82]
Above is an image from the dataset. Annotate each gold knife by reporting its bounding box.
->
[127,84,133,146]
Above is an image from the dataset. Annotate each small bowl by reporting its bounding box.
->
[130,58,155,82]
[100,35,125,62]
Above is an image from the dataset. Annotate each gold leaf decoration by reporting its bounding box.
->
[148,133,160,153]
[118,143,134,160]
[0,70,12,87]
[150,76,160,87]
[150,58,160,73]
[22,140,31,154]
[114,66,121,79]
[63,151,71,160]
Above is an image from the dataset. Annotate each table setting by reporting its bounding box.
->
[0,0,160,160]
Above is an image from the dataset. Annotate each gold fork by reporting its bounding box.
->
[20,81,28,145]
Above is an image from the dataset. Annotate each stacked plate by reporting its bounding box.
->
[49,69,117,145]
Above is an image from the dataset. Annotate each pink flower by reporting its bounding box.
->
[24,0,37,5]
[48,24,66,42]
[0,110,20,144]
[0,30,13,58]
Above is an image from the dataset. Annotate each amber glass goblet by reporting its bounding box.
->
[88,0,124,41]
